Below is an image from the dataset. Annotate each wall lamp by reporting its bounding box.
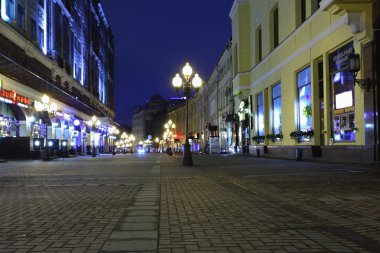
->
[348,53,373,92]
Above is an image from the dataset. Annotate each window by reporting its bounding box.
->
[297,67,312,133]
[273,8,279,48]
[6,0,15,20]
[329,43,355,142]
[312,0,322,14]
[249,95,253,129]
[257,92,264,137]
[74,36,81,52]
[318,61,324,144]
[301,0,306,23]
[331,72,355,142]
[38,26,44,49]
[256,27,262,62]
[17,4,25,30]
[233,45,238,76]
[272,83,282,134]
[31,18,37,41]
[38,0,44,8]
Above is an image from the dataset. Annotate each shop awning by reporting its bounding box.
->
[0,53,102,117]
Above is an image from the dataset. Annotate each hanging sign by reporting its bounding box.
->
[330,42,354,71]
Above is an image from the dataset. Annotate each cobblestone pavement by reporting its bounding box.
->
[160,155,380,253]
[0,154,160,253]
[1,154,380,252]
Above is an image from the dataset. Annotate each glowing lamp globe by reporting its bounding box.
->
[42,94,50,104]
[192,74,202,89]
[182,62,193,79]
[172,74,182,88]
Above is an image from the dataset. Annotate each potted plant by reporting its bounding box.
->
[252,135,265,144]
[265,133,276,142]
[290,130,314,143]
[265,132,283,142]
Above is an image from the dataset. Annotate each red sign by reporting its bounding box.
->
[0,89,31,106]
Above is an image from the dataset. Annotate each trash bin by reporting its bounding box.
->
[296,148,302,160]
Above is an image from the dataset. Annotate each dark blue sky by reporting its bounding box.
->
[101,0,234,125]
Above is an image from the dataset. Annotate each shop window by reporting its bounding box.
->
[256,92,264,137]
[0,117,19,137]
[329,42,355,142]
[331,72,355,142]
[297,66,312,133]
[272,83,282,134]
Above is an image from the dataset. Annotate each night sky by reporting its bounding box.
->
[101,0,234,126]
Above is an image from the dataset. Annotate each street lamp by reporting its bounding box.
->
[87,115,100,157]
[109,126,118,155]
[164,119,176,152]
[35,94,57,161]
[129,134,135,153]
[121,132,129,154]
[172,62,202,166]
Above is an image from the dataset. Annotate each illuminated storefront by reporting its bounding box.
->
[230,0,378,162]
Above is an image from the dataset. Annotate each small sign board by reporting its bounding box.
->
[209,137,219,154]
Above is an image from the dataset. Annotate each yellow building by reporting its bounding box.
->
[167,101,186,152]
[230,0,380,163]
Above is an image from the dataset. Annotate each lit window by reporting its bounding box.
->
[329,43,356,142]
[6,0,15,20]
[272,83,281,135]
[38,26,44,49]
[256,92,264,138]
[297,67,312,134]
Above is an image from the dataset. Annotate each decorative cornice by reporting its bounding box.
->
[319,0,335,12]
[229,0,249,19]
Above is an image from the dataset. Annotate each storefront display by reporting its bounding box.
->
[0,116,19,137]
[329,42,356,142]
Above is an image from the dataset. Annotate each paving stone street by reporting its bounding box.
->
[0,153,379,252]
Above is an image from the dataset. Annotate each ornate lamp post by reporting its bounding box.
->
[35,94,57,161]
[87,115,100,157]
[120,132,128,154]
[172,63,202,166]
[129,134,135,153]
[109,126,119,155]
[164,119,176,152]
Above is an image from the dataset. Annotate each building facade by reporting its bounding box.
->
[187,41,234,154]
[229,0,379,163]
[167,100,186,152]
[0,0,115,158]
[131,94,167,143]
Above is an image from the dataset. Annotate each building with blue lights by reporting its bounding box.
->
[0,0,115,158]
